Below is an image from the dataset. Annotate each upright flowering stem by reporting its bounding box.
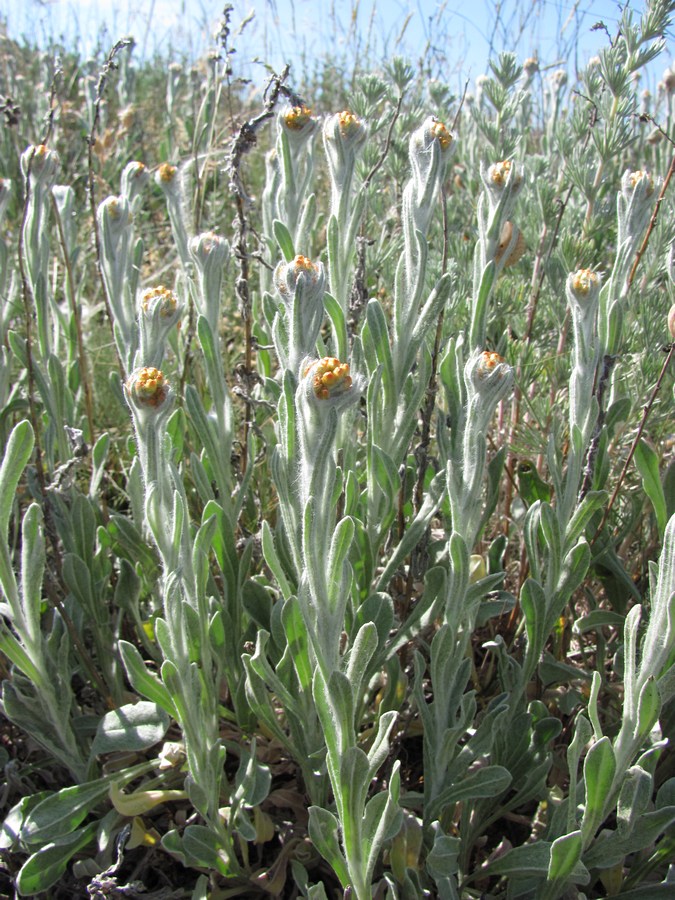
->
[324,110,367,350]
[601,170,658,363]
[20,144,59,361]
[124,366,234,860]
[393,117,454,391]
[469,158,525,351]
[272,253,326,377]
[559,269,601,525]
[274,104,318,250]
[97,194,137,371]
[155,163,191,269]
[446,349,515,549]
[188,231,235,515]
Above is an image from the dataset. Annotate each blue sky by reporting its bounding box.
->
[0,1,671,91]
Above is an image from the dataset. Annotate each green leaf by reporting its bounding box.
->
[273,219,295,262]
[0,419,33,540]
[635,439,667,536]
[547,829,582,881]
[308,806,350,888]
[573,610,625,635]
[583,807,675,869]
[581,736,616,844]
[181,825,231,875]
[91,702,170,755]
[617,766,652,836]
[429,765,511,818]
[16,822,98,896]
[118,640,177,717]
[20,780,110,845]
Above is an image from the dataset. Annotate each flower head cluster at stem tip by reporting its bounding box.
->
[477,350,507,379]
[567,268,601,306]
[571,269,600,295]
[429,118,453,151]
[489,159,520,189]
[304,357,353,400]
[126,366,171,408]
[628,169,655,196]
[337,110,362,137]
[141,285,179,318]
[275,254,323,298]
[157,163,177,184]
[283,105,313,130]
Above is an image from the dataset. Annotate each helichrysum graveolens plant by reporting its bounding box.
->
[3,4,675,895]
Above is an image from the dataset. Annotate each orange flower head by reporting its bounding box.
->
[338,110,361,136]
[158,163,177,183]
[430,118,453,151]
[305,357,353,400]
[141,285,179,318]
[571,269,600,296]
[476,350,506,379]
[283,105,312,130]
[128,367,170,408]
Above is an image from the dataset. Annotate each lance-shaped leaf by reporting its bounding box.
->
[581,737,616,846]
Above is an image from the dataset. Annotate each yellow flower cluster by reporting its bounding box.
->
[129,367,170,407]
[305,357,353,400]
[338,110,362,137]
[430,119,453,151]
[571,269,600,296]
[158,163,177,183]
[477,350,506,378]
[141,285,179,318]
[283,105,312,130]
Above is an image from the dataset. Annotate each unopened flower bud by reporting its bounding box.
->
[567,268,601,305]
[662,66,675,93]
[121,160,149,208]
[467,350,513,400]
[522,57,539,79]
[140,284,180,321]
[668,304,675,341]
[20,144,60,187]
[98,194,133,231]
[274,254,325,301]
[494,220,526,270]
[624,169,655,198]
[620,169,657,244]
[551,69,568,89]
[157,741,186,770]
[189,232,229,262]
